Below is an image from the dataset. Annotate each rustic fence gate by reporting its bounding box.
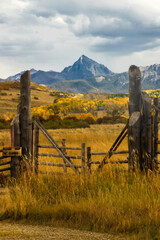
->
[1,65,160,178]
[34,118,86,175]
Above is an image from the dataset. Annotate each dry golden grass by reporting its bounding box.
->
[37,124,128,173]
[0,124,160,239]
[0,81,55,115]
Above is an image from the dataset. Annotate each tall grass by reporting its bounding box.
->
[0,168,160,239]
[0,124,160,239]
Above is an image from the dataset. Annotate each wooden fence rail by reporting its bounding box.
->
[86,146,128,171]
[0,154,11,176]
[34,118,86,175]
[39,162,82,168]
[37,145,82,150]
[0,167,11,172]
[0,161,11,167]
[36,142,85,174]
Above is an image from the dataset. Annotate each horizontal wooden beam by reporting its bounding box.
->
[0,167,11,172]
[38,153,81,159]
[0,161,11,167]
[91,160,128,165]
[91,150,129,156]
[0,156,10,160]
[39,161,81,168]
[38,145,81,151]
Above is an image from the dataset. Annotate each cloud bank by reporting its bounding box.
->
[1,0,160,77]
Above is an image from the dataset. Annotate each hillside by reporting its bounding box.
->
[0,81,74,115]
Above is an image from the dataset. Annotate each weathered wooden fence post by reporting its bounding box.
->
[81,143,86,174]
[19,71,32,164]
[10,115,21,178]
[87,147,91,172]
[154,98,159,170]
[34,118,39,175]
[128,65,142,171]
[141,92,152,171]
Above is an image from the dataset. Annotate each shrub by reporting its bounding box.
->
[63,116,78,121]
[48,114,61,121]
[97,116,127,124]
[0,119,11,129]
[42,118,89,129]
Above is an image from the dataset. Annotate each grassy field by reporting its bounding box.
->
[0,124,160,239]
[0,80,74,115]
[0,81,53,114]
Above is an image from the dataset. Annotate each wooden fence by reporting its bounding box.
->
[0,149,11,176]
[1,65,160,178]
[34,118,85,175]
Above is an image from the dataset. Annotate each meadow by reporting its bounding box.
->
[1,83,160,239]
[0,124,160,239]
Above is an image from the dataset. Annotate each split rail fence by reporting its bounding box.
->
[1,65,160,178]
[34,118,85,175]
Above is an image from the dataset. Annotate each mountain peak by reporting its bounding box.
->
[77,55,97,64]
[61,55,112,80]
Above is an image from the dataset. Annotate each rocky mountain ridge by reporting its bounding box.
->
[4,56,160,93]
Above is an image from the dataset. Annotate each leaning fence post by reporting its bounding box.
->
[87,147,91,172]
[128,65,142,171]
[61,139,67,173]
[154,98,159,170]
[81,143,85,174]
[34,118,39,175]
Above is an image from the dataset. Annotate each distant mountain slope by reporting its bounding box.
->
[31,70,61,85]
[140,64,160,89]
[5,56,160,93]
[49,72,129,94]
[8,68,37,81]
[7,55,112,85]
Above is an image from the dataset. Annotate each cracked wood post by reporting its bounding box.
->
[128,65,142,171]
[19,71,32,171]
[34,118,39,175]
[154,97,159,170]
[141,92,152,171]
[10,115,21,178]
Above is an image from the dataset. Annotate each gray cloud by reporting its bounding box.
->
[27,0,160,55]
[1,0,160,77]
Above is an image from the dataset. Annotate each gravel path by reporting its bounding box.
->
[0,222,125,240]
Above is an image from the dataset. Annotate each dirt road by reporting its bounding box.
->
[0,222,125,240]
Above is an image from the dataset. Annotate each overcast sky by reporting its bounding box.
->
[1,0,160,78]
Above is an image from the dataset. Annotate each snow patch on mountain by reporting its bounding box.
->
[95,76,105,82]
